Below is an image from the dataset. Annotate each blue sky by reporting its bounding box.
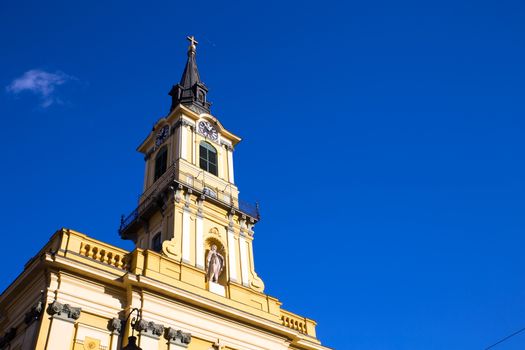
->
[1,0,525,349]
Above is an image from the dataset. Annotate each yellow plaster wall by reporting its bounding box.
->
[188,337,214,350]
[76,311,111,330]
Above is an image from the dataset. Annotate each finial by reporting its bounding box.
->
[187,35,198,55]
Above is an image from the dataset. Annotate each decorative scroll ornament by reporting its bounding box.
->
[162,238,180,259]
[134,319,164,337]
[165,327,192,345]
[108,318,122,334]
[47,301,81,320]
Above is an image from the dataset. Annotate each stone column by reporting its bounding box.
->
[165,328,191,349]
[45,301,81,350]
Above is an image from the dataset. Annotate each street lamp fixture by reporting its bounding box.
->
[121,308,142,350]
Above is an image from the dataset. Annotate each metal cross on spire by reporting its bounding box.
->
[187,35,198,54]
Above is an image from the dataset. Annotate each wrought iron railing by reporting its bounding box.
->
[119,163,259,234]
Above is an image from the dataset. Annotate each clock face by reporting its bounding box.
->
[198,121,218,141]
[155,125,169,146]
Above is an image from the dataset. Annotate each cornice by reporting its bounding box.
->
[127,273,301,342]
[0,231,327,350]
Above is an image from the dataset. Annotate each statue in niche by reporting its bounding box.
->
[206,245,224,283]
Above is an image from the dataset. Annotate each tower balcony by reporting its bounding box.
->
[119,162,259,239]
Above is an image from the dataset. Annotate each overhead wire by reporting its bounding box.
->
[485,325,525,349]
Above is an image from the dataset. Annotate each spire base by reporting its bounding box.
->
[169,36,211,114]
[169,82,211,114]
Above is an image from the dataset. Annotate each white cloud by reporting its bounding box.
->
[6,69,74,107]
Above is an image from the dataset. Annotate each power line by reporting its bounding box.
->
[485,325,525,350]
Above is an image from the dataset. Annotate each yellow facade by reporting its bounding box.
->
[0,39,331,350]
[0,228,328,350]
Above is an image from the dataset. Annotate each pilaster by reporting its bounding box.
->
[239,231,250,287]
[45,301,81,350]
[182,190,192,264]
[227,145,235,184]
[227,217,238,283]
[108,318,122,350]
[180,120,188,160]
[196,197,205,269]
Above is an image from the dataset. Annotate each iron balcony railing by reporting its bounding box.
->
[119,163,259,234]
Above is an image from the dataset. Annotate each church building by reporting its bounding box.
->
[0,37,332,350]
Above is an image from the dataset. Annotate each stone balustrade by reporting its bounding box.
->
[79,240,130,269]
[280,309,317,336]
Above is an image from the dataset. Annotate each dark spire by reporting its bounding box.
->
[169,36,211,114]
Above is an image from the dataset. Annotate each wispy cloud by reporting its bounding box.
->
[6,69,74,108]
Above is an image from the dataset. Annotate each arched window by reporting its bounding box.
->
[154,146,168,181]
[152,232,161,252]
[199,141,218,176]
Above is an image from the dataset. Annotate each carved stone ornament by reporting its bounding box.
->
[47,301,82,320]
[180,119,193,128]
[162,238,180,259]
[174,185,183,203]
[165,327,192,346]
[108,318,122,334]
[24,300,43,324]
[134,319,164,337]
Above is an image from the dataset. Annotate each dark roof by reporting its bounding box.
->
[180,49,201,89]
[168,37,211,114]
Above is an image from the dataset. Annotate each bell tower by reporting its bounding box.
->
[119,36,264,296]
[0,36,329,350]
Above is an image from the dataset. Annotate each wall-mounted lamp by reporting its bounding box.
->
[121,308,142,350]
